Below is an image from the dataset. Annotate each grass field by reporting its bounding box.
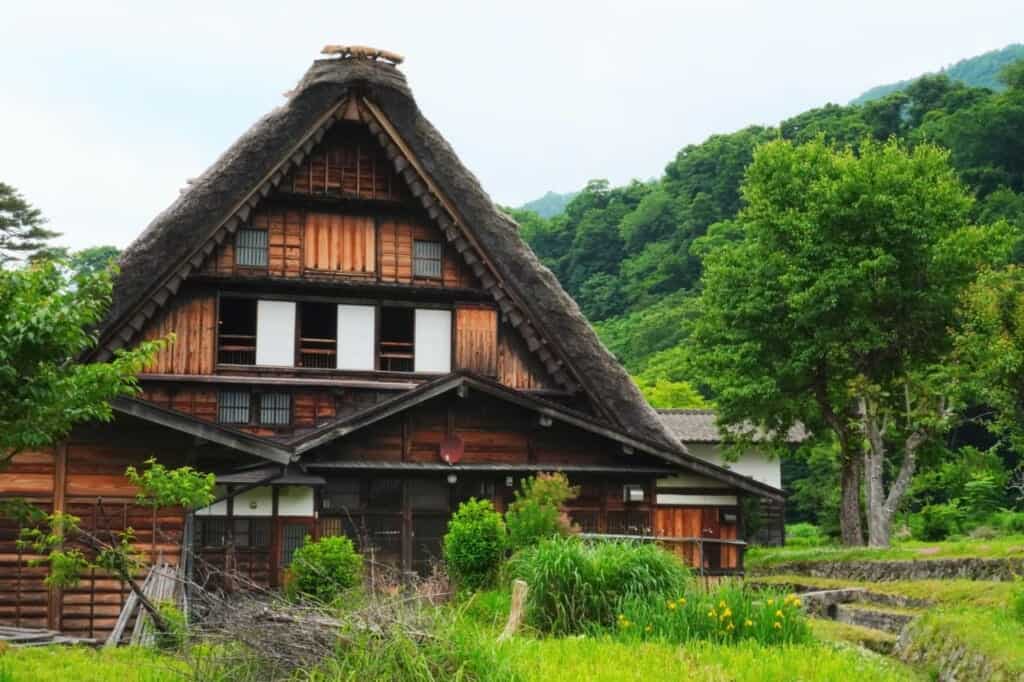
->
[746,534,1024,568]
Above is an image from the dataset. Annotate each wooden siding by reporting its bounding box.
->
[303,213,375,275]
[455,306,497,376]
[286,125,407,202]
[498,325,556,390]
[139,385,337,432]
[653,507,740,571]
[140,293,217,375]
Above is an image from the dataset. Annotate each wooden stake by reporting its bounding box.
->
[498,579,528,642]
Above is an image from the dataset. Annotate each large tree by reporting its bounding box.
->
[686,136,1016,546]
[0,258,161,465]
[0,182,61,264]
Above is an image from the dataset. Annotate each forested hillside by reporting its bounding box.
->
[852,43,1024,104]
[519,190,577,218]
[512,59,1024,407]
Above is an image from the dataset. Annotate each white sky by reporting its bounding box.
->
[0,1,1019,251]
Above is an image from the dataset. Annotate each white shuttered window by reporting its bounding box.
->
[337,304,376,370]
[255,300,296,366]
[414,309,452,373]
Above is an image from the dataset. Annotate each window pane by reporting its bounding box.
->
[413,240,442,278]
[259,392,291,425]
[236,229,268,267]
[281,524,308,567]
[218,391,251,424]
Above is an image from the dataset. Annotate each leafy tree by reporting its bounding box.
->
[635,378,708,409]
[0,182,60,264]
[0,259,162,465]
[577,272,627,321]
[686,136,1015,546]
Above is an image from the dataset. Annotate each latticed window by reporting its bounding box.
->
[259,392,291,426]
[218,391,251,424]
[413,240,442,278]
[235,228,268,267]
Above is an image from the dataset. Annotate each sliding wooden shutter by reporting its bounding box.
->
[455,306,497,377]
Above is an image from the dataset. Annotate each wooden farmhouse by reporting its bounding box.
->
[0,47,784,639]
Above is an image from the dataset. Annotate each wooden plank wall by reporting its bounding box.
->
[498,326,556,390]
[304,213,375,275]
[140,293,217,375]
[287,129,406,202]
[455,306,498,376]
[139,385,337,432]
[653,508,740,570]
[204,209,304,278]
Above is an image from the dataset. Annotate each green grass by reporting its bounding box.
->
[900,606,1024,679]
[811,618,897,652]
[754,574,1017,607]
[747,534,1024,569]
[0,645,187,682]
[496,635,921,681]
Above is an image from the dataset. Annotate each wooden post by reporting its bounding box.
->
[498,579,528,642]
[47,442,68,631]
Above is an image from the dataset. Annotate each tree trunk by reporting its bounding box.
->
[839,456,864,546]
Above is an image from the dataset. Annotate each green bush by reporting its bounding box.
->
[784,523,827,548]
[505,472,579,550]
[286,535,363,603]
[443,498,507,590]
[615,583,811,646]
[990,509,1024,534]
[963,473,1006,519]
[913,502,965,541]
[504,537,690,635]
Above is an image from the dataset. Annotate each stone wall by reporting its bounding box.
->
[751,557,1024,581]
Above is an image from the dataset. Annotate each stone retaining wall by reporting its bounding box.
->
[751,557,1024,581]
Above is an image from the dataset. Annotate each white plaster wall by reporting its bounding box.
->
[337,304,375,370]
[196,485,228,516]
[232,486,274,517]
[681,443,781,489]
[414,309,452,373]
[656,493,738,506]
[276,486,315,517]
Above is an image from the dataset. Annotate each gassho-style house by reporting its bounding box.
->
[0,46,784,639]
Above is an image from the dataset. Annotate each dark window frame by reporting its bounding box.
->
[412,239,443,279]
[217,389,293,428]
[235,228,269,268]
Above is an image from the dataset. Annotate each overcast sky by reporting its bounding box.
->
[1,1,1019,251]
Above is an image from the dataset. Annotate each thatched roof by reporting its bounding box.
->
[98,54,682,453]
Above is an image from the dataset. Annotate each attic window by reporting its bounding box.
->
[218,391,251,424]
[413,240,442,278]
[218,390,291,426]
[236,228,268,267]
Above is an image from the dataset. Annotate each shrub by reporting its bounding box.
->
[963,472,1006,519]
[615,583,811,646]
[286,535,363,603]
[505,472,579,550]
[504,537,690,634]
[784,523,827,548]
[913,502,965,541]
[153,601,186,652]
[443,498,507,590]
[990,509,1024,534]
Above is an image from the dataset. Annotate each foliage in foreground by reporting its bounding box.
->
[443,498,507,590]
[503,537,691,634]
[285,535,363,604]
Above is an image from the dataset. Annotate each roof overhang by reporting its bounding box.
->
[112,397,293,465]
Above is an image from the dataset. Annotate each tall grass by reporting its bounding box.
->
[614,582,811,645]
[503,537,691,635]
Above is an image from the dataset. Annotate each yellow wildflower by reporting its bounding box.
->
[645,625,653,633]
[722,608,733,618]
[744,619,753,627]
[668,602,677,610]
[719,600,727,608]
[707,610,716,618]
[767,599,775,606]
[678,597,687,605]
[726,623,735,631]
[773,621,782,629]
[793,598,802,607]
[775,610,783,618]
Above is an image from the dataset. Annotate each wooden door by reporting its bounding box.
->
[276,517,315,586]
[653,507,702,568]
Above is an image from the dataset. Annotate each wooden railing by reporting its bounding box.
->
[379,340,414,372]
[217,333,256,365]
[299,336,336,368]
[578,533,747,577]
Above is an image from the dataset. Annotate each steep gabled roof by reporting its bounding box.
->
[95,53,681,453]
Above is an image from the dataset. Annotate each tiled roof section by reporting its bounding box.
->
[656,409,806,444]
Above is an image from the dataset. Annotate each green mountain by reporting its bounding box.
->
[851,43,1024,104]
[519,49,1024,408]
[519,190,577,218]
